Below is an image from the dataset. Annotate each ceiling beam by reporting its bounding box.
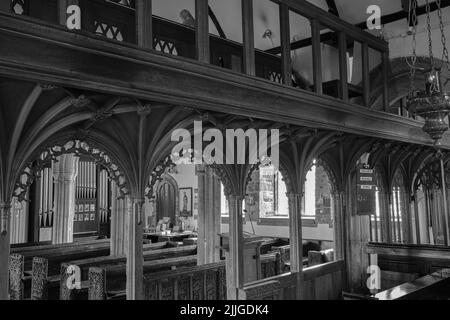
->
[208,5,226,39]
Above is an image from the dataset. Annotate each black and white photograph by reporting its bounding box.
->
[1,0,450,312]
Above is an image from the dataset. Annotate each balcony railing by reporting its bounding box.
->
[5,0,390,111]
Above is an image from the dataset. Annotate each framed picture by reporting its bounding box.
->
[179,187,193,217]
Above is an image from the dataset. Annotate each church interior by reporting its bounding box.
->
[2,0,450,301]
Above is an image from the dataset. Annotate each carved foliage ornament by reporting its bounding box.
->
[14,140,128,202]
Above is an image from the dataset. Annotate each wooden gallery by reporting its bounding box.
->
[1,0,450,301]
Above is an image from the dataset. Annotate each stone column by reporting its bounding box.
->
[227,194,245,300]
[287,192,304,299]
[126,197,144,300]
[0,202,11,300]
[110,181,127,257]
[52,154,79,245]
[197,166,221,265]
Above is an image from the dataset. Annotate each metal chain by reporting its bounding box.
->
[408,0,418,95]
[426,0,435,69]
[436,0,450,75]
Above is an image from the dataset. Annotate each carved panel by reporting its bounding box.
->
[192,274,204,300]
[9,254,24,300]
[159,280,174,300]
[144,280,158,300]
[154,38,179,56]
[94,20,124,41]
[31,257,48,300]
[205,270,217,300]
[88,267,106,300]
[176,277,190,300]
[244,281,281,300]
[60,263,72,300]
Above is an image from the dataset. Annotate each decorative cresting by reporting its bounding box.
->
[14,140,128,202]
[414,156,448,192]
[406,0,450,145]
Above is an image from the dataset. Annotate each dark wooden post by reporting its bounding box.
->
[338,32,349,102]
[311,19,322,94]
[242,0,255,75]
[136,0,153,49]
[279,3,291,86]
[362,42,370,107]
[195,0,210,63]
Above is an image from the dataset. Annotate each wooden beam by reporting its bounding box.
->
[338,32,348,102]
[135,0,152,49]
[242,0,255,76]
[362,42,370,107]
[208,5,226,39]
[1,15,449,148]
[279,3,291,86]
[311,19,322,95]
[195,0,210,63]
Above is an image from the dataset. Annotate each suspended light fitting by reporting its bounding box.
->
[407,0,450,146]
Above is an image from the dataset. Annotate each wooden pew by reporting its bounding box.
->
[308,249,334,267]
[23,241,176,299]
[88,252,284,300]
[66,244,197,281]
[58,245,197,299]
[11,238,111,274]
[380,270,419,291]
[375,269,450,300]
